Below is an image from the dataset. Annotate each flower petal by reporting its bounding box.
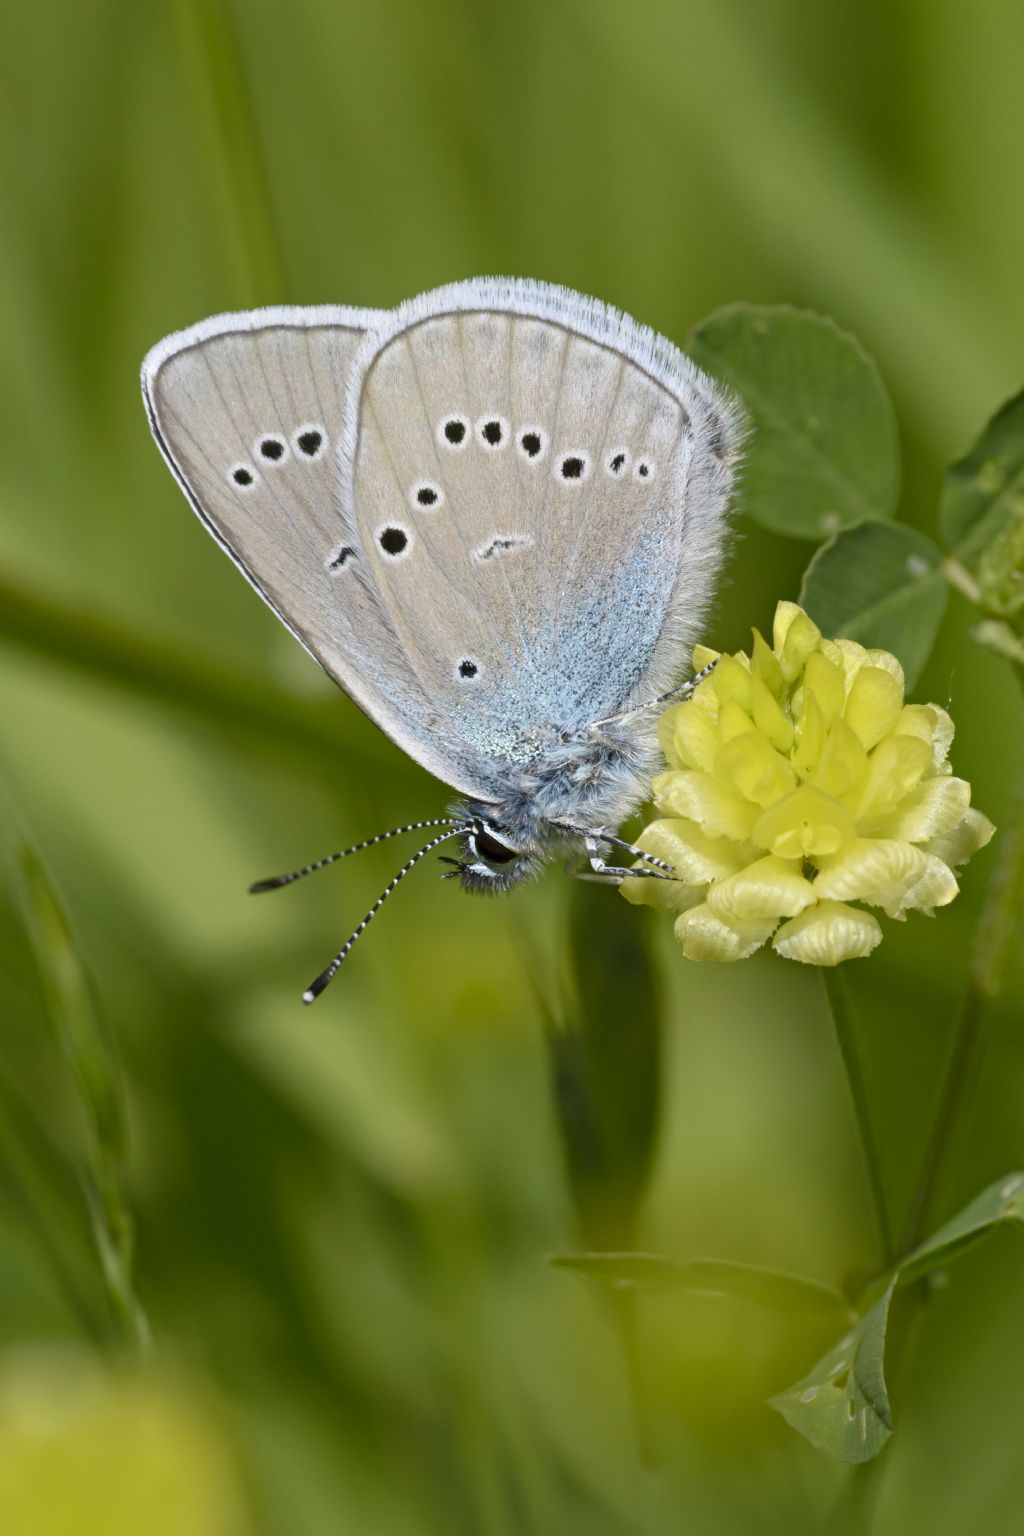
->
[637,818,754,884]
[875,775,972,842]
[773,601,821,664]
[751,628,784,696]
[711,653,753,710]
[803,651,846,728]
[844,666,904,750]
[864,648,905,691]
[893,853,958,917]
[810,719,869,800]
[827,637,869,692]
[814,837,928,915]
[752,784,857,858]
[772,601,805,654]
[661,700,719,773]
[893,703,937,748]
[706,855,816,923]
[792,689,827,778]
[921,807,996,867]
[719,698,755,743]
[773,901,882,965]
[620,821,714,911]
[621,868,704,913]
[854,734,934,824]
[674,903,776,962]
[715,731,798,808]
[751,674,794,752]
[778,609,822,683]
[926,704,955,768]
[652,770,760,841]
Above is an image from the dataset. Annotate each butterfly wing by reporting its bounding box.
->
[340,278,743,767]
[141,306,505,796]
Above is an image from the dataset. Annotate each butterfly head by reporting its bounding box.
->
[441,812,543,893]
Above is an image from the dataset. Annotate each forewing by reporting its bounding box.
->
[141,306,503,796]
[341,278,743,766]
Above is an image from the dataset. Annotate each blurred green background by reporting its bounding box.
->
[1,2,1023,1532]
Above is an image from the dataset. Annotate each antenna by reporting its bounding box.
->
[302,826,467,1004]
[249,818,459,893]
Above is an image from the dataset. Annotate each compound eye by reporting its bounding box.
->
[473,825,519,865]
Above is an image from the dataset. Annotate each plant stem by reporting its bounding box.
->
[821,965,895,1268]
[823,1457,888,1536]
[899,765,1024,1254]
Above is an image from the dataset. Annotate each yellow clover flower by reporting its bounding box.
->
[624,601,994,966]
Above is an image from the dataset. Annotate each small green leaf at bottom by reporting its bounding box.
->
[770,1278,896,1463]
[771,1172,1024,1463]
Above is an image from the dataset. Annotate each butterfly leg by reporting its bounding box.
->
[592,831,674,873]
[567,863,666,886]
[582,836,675,884]
[587,658,719,730]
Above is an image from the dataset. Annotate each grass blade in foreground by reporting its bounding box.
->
[14,836,150,1355]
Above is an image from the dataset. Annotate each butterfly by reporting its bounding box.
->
[141,278,744,1000]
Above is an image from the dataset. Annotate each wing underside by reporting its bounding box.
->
[142,306,503,796]
[142,284,743,796]
[341,279,743,765]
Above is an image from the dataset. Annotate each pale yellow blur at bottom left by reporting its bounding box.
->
[0,1348,250,1536]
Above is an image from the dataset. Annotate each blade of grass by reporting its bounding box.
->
[170,0,288,303]
[0,570,387,774]
[12,813,151,1355]
[0,1069,113,1346]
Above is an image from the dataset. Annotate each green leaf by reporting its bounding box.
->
[772,1172,1024,1462]
[899,1169,1024,1289]
[548,881,663,1249]
[770,1278,896,1463]
[550,1251,852,1318]
[938,388,1024,564]
[16,843,127,1170]
[799,520,948,690]
[689,304,900,539]
[11,823,150,1354]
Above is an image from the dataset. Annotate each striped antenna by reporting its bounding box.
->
[249,818,459,893]
[302,826,467,1004]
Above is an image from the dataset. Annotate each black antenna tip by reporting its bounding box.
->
[302,971,331,1005]
[249,875,289,894]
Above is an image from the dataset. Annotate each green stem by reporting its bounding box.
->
[829,671,1024,1535]
[899,763,1024,1253]
[823,1457,888,1536]
[821,965,895,1269]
